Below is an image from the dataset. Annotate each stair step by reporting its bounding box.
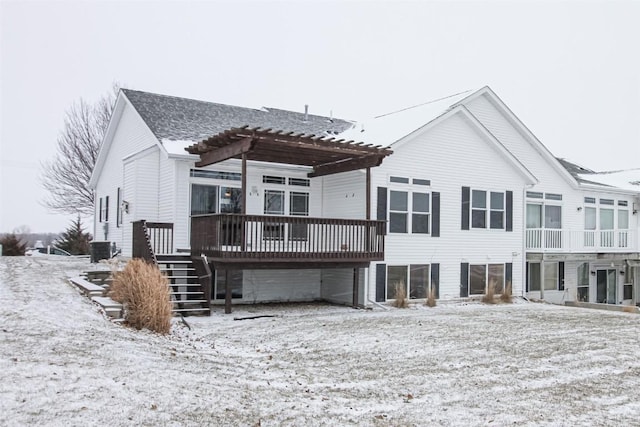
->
[164,275,199,280]
[159,267,195,272]
[172,300,208,304]
[171,291,204,295]
[171,307,211,313]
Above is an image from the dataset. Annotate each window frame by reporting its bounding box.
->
[388,189,430,234]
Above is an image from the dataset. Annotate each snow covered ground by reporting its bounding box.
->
[2,256,640,426]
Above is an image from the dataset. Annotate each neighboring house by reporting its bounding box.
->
[89,87,640,310]
[344,86,639,306]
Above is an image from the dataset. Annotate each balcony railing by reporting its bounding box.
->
[190,214,386,263]
[526,228,637,252]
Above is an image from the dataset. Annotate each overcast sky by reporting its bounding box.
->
[1,0,639,233]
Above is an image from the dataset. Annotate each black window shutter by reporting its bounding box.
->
[505,262,513,288]
[99,198,103,222]
[460,262,469,297]
[375,264,386,302]
[105,196,109,222]
[506,190,513,232]
[431,192,440,237]
[558,262,565,291]
[461,187,470,230]
[525,262,530,292]
[431,263,440,299]
[377,187,387,221]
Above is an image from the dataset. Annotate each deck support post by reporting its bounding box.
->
[366,167,371,220]
[352,267,360,308]
[225,270,232,314]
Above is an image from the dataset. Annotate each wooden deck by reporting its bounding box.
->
[190,214,385,268]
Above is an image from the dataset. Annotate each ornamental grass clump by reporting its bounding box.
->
[110,259,172,334]
[500,281,513,303]
[392,281,408,308]
[482,279,496,304]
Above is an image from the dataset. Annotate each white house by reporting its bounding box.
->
[344,86,639,306]
[89,87,640,311]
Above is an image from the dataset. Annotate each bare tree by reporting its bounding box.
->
[41,84,120,215]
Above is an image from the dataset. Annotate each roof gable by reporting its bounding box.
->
[461,86,580,188]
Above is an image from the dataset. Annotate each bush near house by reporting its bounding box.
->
[109,259,172,334]
[0,234,27,256]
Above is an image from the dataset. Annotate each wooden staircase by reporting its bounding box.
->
[156,254,211,316]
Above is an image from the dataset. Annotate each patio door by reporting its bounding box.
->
[596,269,617,304]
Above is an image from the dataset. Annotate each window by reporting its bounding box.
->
[99,198,103,222]
[490,192,504,229]
[544,205,562,229]
[116,188,122,227]
[289,192,309,240]
[190,169,241,181]
[584,197,596,204]
[528,262,541,291]
[585,207,597,230]
[618,200,628,207]
[386,264,431,300]
[577,263,589,302]
[389,190,408,233]
[386,265,408,300]
[263,175,285,184]
[101,196,109,222]
[214,270,243,300]
[528,262,562,292]
[389,190,430,234]
[469,265,486,295]
[264,190,285,240]
[390,176,409,184]
[411,192,430,234]
[469,264,504,295]
[191,185,218,215]
[526,191,543,199]
[470,190,505,229]
[471,190,486,228]
[526,204,542,228]
[600,198,614,205]
[191,185,242,215]
[545,193,563,201]
[413,179,431,186]
[618,209,629,229]
[288,178,310,187]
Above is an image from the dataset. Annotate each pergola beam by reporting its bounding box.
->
[195,137,255,167]
[308,155,384,178]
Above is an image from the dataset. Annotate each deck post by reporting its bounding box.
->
[225,269,232,314]
[241,153,247,215]
[366,167,371,220]
[352,267,360,308]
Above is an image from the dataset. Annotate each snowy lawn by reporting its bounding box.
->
[2,256,640,426]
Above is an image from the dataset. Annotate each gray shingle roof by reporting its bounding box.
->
[122,89,353,143]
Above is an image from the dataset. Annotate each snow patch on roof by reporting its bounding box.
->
[338,90,476,147]
[577,168,640,192]
[161,139,198,155]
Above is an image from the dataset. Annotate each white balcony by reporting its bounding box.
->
[525,229,637,253]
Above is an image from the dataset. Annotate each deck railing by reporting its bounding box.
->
[190,214,386,262]
[526,228,637,252]
[132,220,174,262]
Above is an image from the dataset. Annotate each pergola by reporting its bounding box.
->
[185,125,393,218]
[185,126,392,313]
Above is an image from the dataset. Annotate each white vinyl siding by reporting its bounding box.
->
[370,110,527,301]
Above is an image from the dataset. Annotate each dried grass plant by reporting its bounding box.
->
[482,279,496,304]
[110,259,172,334]
[500,281,513,303]
[622,306,637,314]
[425,282,437,308]
[392,281,408,308]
